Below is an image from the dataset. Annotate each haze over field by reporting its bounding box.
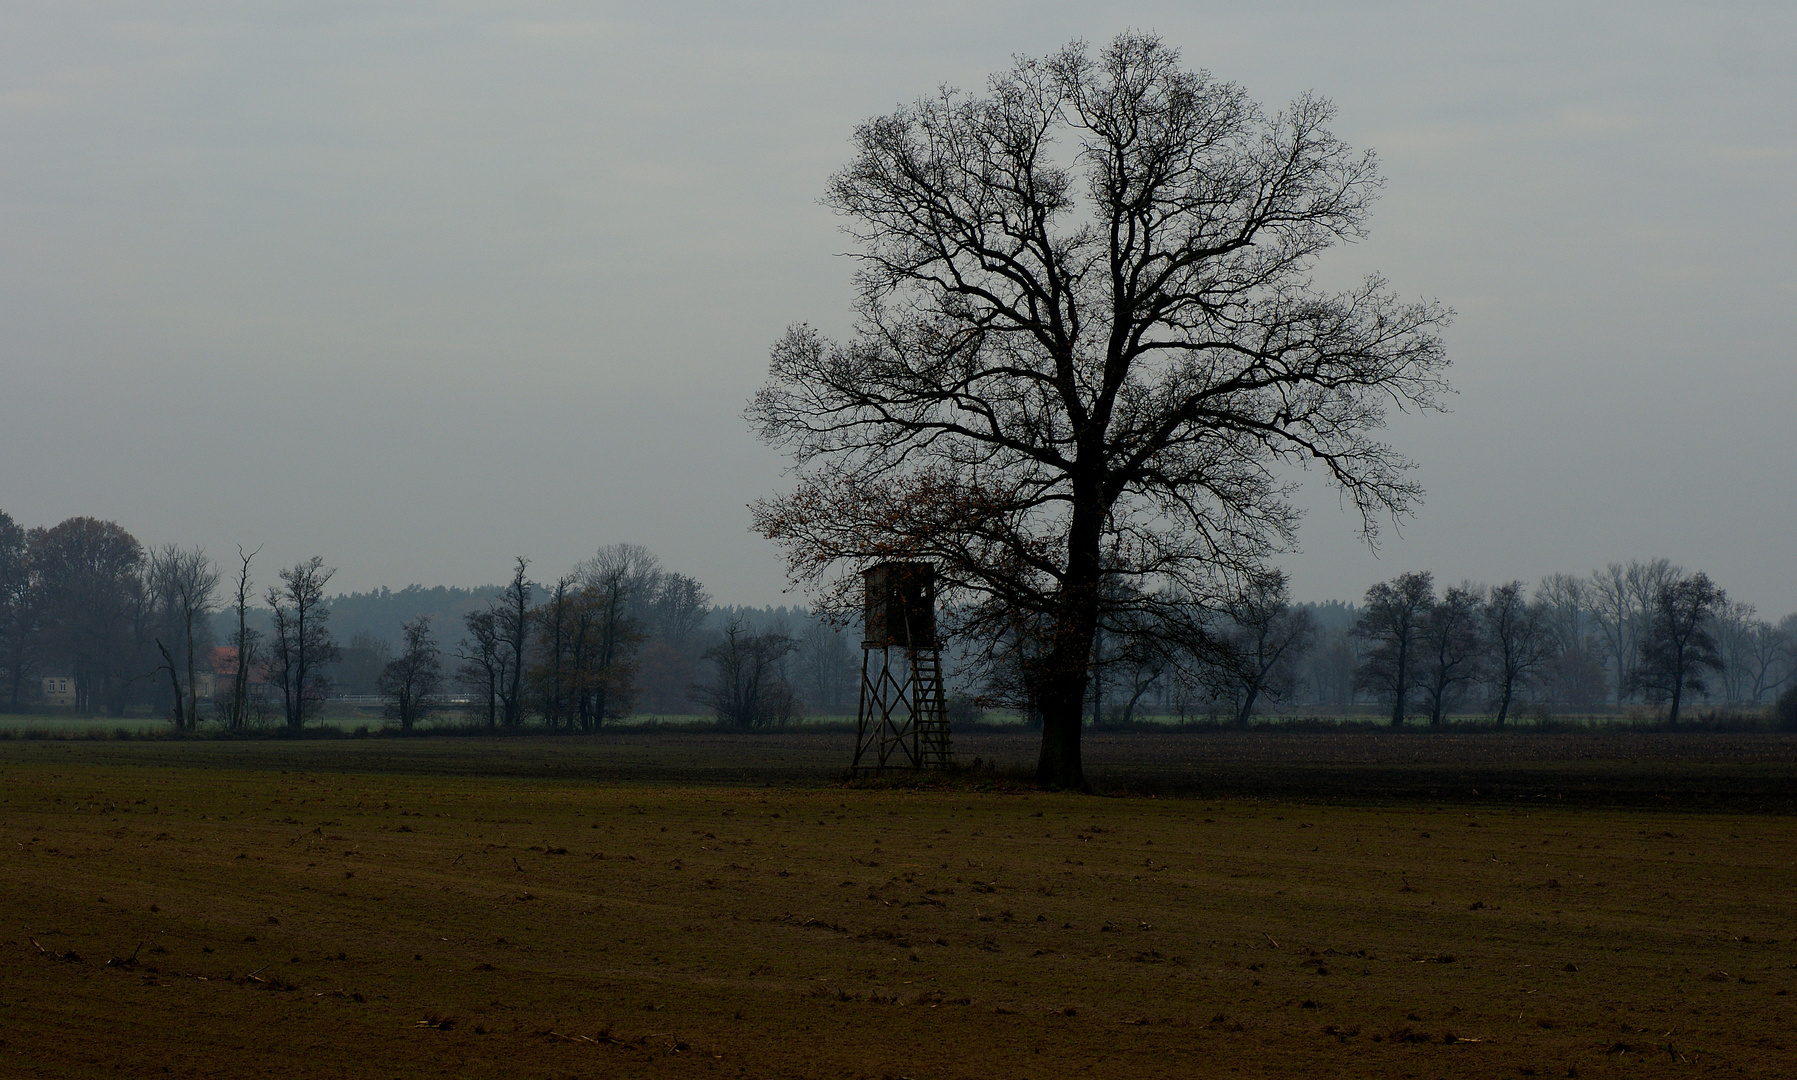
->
[2,3,1792,610]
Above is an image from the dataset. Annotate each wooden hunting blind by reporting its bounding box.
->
[861,561,937,648]
[853,562,952,772]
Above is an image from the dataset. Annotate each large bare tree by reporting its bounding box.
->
[750,34,1450,787]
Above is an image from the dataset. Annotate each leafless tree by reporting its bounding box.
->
[698,620,798,730]
[1352,572,1435,726]
[223,545,260,731]
[378,616,443,732]
[1711,600,1760,704]
[266,557,339,732]
[798,615,858,715]
[148,544,219,732]
[496,558,532,729]
[1416,583,1484,725]
[531,575,577,730]
[1535,573,1593,656]
[456,607,503,729]
[1302,627,1358,711]
[648,573,711,655]
[1590,559,1680,706]
[1631,571,1724,726]
[750,34,1450,787]
[1482,581,1552,726]
[1208,570,1315,725]
[1104,619,1170,726]
[1745,618,1795,704]
[573,544,660,726]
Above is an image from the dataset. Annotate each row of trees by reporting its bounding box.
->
[0,512,221,722]
[0,510,872,730]
[1085,561,1791,728]
[429,549,862,733]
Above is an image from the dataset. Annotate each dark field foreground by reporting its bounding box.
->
[3,737,1796,1078]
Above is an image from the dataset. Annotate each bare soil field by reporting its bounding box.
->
[3,733,1795,1078]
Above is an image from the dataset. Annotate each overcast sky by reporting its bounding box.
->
[2,3,1793,615]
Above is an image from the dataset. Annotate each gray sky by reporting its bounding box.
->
[3,3,1793,615]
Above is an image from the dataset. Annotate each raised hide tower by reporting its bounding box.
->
[853,562,953,772]
[861,561,938,648]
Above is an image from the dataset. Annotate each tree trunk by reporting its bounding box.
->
[1035,497,1102,789]
[1391,641,1408,727]
[1235,684,1260,727]
[183,610,199,729]
[1035,664,1087,789]
[1494,679,1512,727]
[1121,677,1153,726]
[156,640,186,733]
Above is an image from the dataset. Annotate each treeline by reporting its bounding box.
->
[1090,563,1797,726]
[0,510,864,729]
[0,514,218,720]
[6,510,1794,731]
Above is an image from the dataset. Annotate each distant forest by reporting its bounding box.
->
[3,510,1795,729]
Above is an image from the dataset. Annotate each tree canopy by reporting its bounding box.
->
[752,33,1450,786]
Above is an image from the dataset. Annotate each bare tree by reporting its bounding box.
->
[1535,573,1592,656]
[223,545,260,731]
[496,558,533,729]
[378,616,443,732]
[266,557,339,732]
[1533,572,1604,711]
[698,620,798,730]
[1744,619,1794,704]
[1590,559,1680,706]
[1302,627,1358,712]
[1353,572,1435,726]
[1711,600,1768,705]
[1482,581,1552,726]
[1416,583,1484,725]
[749,34,1450,788]
[648,573,711,654]
[573,544,660,727]
[1210,570,1315,725]
[1631,571,1724,726]
[798,615,858,715]
[456,607,503,729]
[1102,614,1170,726]
[529,575,636,732]
[531,576,578,731]
[148,544,219,732]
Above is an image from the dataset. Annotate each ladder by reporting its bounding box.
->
[909,648,954,769]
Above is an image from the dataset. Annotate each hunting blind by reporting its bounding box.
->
[853,562,953,772]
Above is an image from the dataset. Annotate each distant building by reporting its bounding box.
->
[41,675,75,708]
[207,646,267,704]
